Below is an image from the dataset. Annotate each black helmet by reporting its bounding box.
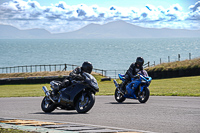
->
[136,57,144,67]
[81,61,93,74]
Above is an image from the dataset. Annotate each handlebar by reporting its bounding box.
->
[119,73,152,82]
[140,75,152,82]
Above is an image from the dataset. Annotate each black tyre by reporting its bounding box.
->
[138,87,150,103]
[114,89,126,103]
[41,96,56,113]
[75,92,95,113]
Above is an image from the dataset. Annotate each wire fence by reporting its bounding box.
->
[0,63,108,78]
[0,53,196,79]
[0,62,152,79]
[0,64,77,74]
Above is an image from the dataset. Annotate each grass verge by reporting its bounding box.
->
[146,57,200,71]
[0,128,38,133]
[149,76,200,96]
[0,75,200,97]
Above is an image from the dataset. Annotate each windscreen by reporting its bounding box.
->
[138,70,149,77]
[82,72,99,90]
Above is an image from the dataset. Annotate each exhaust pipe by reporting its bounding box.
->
[113,80,119,88]
[42,86,50,97]
[42,86,55,103]
[113,80,124,95]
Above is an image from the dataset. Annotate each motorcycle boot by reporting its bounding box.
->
[120,74,131,94]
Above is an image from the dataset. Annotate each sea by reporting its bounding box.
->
[0,38,200,71]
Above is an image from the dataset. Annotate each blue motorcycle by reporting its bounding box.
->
[113,71,152,103]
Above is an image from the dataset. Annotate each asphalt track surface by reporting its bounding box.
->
[0,96,200,133]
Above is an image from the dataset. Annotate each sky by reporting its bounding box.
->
[0,0,200,33]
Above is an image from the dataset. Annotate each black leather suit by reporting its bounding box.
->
[121,63,143,90]
[60,67,84,88]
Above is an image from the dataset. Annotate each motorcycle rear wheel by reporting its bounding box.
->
[41,96,56,113]
[75,92,95,113]
[115,89,126,103]
[138,87,150,103]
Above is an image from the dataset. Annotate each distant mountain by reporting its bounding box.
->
[1,21,200,39]
[0,25,52,39]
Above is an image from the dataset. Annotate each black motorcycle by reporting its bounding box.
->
[41,72,99,113]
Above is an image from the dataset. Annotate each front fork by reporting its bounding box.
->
[81,92,86,101]
[138,85,145,95]
[79,91,90,107]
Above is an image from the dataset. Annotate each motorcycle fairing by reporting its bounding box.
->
[58,83,88,106]
[125,79,141,99]
[83,72,99,92]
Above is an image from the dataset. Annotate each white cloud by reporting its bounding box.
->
[0,0,200,33]
[188,1,200,21]
[189,1,200,12]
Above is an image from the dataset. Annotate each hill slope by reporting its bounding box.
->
[146,58,200,79]
[0,25,52,39]
[1,21,200,39]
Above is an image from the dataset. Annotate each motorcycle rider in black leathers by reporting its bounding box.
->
[120,57,144,93]
[52,61,93,96]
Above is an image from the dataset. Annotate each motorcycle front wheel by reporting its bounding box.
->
[138,87,150,103]
[75,92,95,113]
[114,89,126,103]
[41,96,56,113]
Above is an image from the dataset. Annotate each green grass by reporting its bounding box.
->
[0,84,49,97]
[150,76,200,96]
[0,128,38,133]
[146,57,200,71]
[0,75,200,97]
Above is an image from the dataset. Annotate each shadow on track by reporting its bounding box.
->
[30,111,84,115]
[108,102,140,104]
